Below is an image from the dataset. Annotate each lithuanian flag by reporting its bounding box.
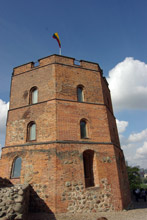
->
[52,33,61,48]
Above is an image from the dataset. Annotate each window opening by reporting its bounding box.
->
[11,157,22,178]
[83,150,94,187]
[80,120,87,139]
[77,86,84,102]
[34,61,40,67]
[74,59,80,66]
[27,122,36,141]
[30,87,38,104]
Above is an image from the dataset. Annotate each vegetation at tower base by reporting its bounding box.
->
[0,54,131,217]
[127,166,142,190]
[127,165,147,190]
[142,177,147,186]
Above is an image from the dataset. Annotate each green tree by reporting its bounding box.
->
[142,178,147,184]
[127,166,142,190]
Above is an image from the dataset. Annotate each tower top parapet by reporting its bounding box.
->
[13,54,101,75]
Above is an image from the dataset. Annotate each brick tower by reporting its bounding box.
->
[0,55,131,213]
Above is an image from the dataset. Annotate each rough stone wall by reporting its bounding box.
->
[55,143,129,213]
[0,184,29,220]
[29,184,53,213]
[63,179,113,213]
[0,177,12,188]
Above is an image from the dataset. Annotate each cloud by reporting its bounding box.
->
[117,127,147,168]
[136,142,147,159]
[121,128,147,149]
[0,99,9,134]
[116,119,128,133]
[107,57,147,111]
[128,129,147,142]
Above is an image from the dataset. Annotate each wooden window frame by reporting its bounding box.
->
[29,86,38,104]
[11,157,22,179]
[27,121,36,142]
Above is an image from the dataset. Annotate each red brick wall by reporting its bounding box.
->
[0,54,131,213]
[0,143,131,213]
[10,65,56,109]
[55,63,104,103]
[56,101,111,142]
[6,101,56,146]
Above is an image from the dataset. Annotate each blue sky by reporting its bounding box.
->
[0,0,147,168]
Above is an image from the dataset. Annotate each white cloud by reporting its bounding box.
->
[108,58,147,168]
[118,128,147,168]
[136,142,147,159]
[107,57,147,111]
[116,119,128,133]
[128,129,147,142]
[0,99,9,134]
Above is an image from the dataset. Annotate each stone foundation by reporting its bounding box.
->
[62,179,113,213]
[0,184,29,220]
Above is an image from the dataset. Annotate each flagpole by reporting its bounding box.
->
[59,47,61,55]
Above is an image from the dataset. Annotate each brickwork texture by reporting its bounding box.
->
[0,54,131,214]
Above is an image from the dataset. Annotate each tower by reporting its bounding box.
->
[0,55,131,213]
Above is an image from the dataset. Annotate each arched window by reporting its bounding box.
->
[83,150,94,187]
[11,157,22,178]
[77,85,84,102]
[80,119,87,139]
[30,87,38,104]
[27,122,36,141]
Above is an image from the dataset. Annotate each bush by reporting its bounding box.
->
[127,166,142,190]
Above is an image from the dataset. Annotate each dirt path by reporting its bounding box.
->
[29,200,147,220]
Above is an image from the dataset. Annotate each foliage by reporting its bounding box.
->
[140,183,147,189]
[142,178,147,184]
[127,165,142,190]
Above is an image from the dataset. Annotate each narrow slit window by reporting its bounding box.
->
[30,87,38,104]
[77,86,84,102]
[27,122,36,141]
[83,150,94,187]
[11,157,22,178]
[80,120,87,139]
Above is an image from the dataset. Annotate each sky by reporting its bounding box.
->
[0,0,147,169]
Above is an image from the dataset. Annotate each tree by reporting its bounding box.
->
[127,166,142,190]
[142,177,147,184]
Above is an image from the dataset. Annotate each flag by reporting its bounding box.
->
[52,32,61,48]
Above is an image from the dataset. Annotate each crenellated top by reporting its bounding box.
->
[13,54,101,75]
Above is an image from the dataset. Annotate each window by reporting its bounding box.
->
[80,119,87,139]
[11,157,22,178]
[77,85,84,102]
[27,122,36,141]
[30,87,38,104]
[83,150,94,187]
